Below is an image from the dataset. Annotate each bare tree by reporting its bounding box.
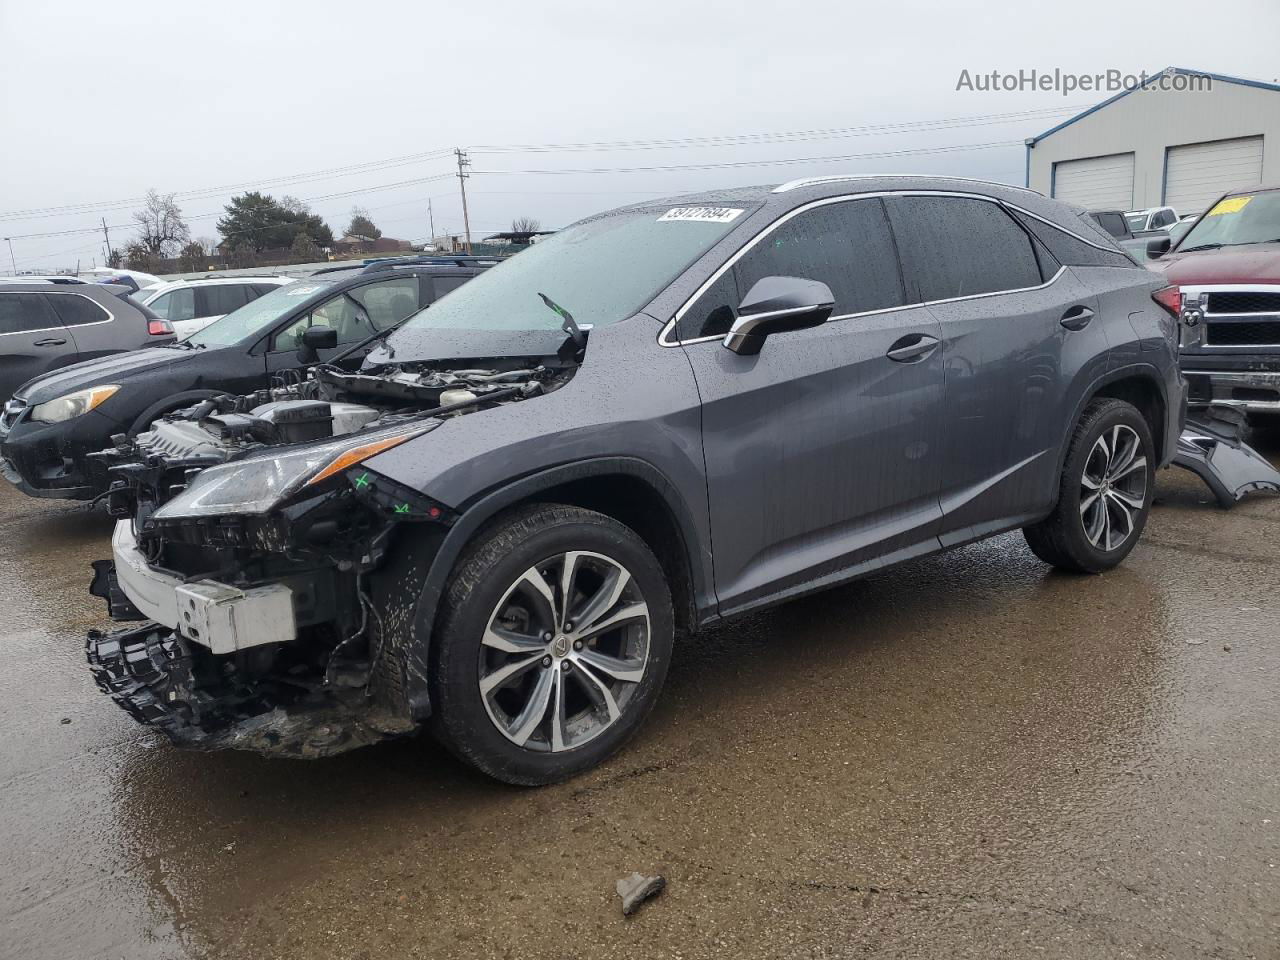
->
[132,189,190,258]
[196,236,218,256]
[511,216,541,234]
[280,195,310,215]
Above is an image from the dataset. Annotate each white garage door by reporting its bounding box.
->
[1052,153,1135,209]
[1164,136,1265,216]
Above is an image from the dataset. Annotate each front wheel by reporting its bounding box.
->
[429,504,674,785]
[1024,398,1154,573]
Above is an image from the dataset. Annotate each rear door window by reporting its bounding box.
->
[0,293,62,334]
[198,284,251,317]
[46,293,110,326]
[676,198,906,341]
[349,277,420,330]
[887,196,1044,302]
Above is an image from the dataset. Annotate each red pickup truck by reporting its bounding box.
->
[1149,185,1280,416]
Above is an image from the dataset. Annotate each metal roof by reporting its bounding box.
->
[1027,67,1280,146]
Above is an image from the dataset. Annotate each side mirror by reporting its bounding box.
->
[723,276,835,356]
[297,325,338,363]
[1147,236,1172,259]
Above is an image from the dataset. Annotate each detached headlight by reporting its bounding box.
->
[153,424,432,520]
[30,385,119,424]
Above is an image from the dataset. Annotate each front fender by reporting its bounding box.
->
[379,457,710,721]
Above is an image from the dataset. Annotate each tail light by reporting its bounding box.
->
[1151,285,1181,318]
[148,319,174,336]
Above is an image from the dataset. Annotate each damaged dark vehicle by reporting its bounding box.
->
[91,175,1225,784]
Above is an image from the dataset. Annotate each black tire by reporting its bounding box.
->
[1024,398,1155,574]
[429,503,674,785]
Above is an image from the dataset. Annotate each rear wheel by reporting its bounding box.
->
[1024,398,1154,573]
[430,504,673,785]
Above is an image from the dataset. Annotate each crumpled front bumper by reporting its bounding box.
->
[86,623,403,757]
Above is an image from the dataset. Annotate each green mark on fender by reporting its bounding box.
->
[354,472,371,489]
[394,503,411,514]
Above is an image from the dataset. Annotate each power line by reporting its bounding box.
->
[0,149,457,222]
[0,104,1081,224]
[468,104,1086,154]
[473,139,1023,177]
[3,173,458,240]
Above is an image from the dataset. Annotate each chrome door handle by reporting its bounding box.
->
[33,338,67,346]
[1060,306,1095,331]
[886,333,940,362]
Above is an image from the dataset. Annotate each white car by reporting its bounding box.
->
[1124,206,1179,234]
[140,276,295,339]
[79,267,167,290]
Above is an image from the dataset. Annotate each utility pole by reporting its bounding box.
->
[3,237,15,275]
[101,217,114,266]
[428,198,436,245]
[455,148,473,253]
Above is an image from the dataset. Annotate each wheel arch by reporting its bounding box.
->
[1059,364,1169,479]
[391,457,709,721]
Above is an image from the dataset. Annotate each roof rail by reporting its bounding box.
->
[359,255,501,273]
[771,174,1040,194]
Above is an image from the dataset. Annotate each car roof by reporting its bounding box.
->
[615,174,1083,227]
[142,276,294,296]
[0,281,111,295]
[0,275,88,283]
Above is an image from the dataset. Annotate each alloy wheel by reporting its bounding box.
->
[479,550,651,752]
[1079,424,1148,551]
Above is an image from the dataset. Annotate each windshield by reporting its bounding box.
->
[1125,213,1146,231]
[397,205,751,336]
[1177,191,1280,251]
[187,279,333,346]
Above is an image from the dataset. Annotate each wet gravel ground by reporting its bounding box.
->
[2,435,1279,960]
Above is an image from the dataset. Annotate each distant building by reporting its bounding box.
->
[331,234,414,256]
[1026,67,1280,215]
[481,230,556,247]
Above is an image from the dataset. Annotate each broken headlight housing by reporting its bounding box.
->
[153,424,433,520]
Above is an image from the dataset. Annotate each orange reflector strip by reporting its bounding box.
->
[306,432,417,487]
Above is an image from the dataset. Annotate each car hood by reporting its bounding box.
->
[14,347,199,404]
[1152,243,1280,285]
[367,326,576,367]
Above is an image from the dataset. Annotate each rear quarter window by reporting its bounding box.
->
[47,292,110,326]
[1013,211,1136,268]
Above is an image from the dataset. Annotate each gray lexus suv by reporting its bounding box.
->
[86,175,1184,784]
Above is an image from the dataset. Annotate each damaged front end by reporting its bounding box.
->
[86,360,570,757]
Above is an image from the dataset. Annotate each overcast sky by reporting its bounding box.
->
[1,0,1277,272]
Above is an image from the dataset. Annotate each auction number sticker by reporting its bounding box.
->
[658,207,744,223]
[1207,196,1252,216]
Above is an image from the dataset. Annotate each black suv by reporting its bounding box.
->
[0,258,492,499]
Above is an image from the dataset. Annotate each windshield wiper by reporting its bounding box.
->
[1180,243,1223,252]
[538,293,586,351]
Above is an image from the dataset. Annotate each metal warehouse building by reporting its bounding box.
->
[1026,68,1280,216]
